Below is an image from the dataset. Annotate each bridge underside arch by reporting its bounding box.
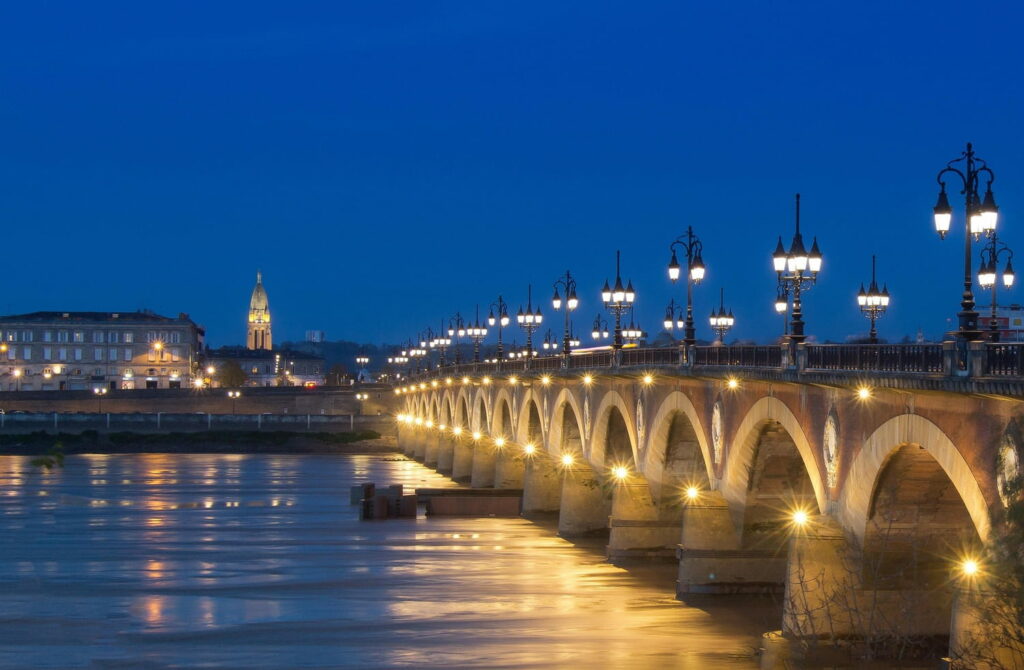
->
[644,392,712,502]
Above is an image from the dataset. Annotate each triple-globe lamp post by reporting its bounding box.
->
[551,270,579,356]
[772,194,823,344]
[856,255,890,344]
[487,296,511,360]
[708,288,735,343]
[465,305,488,362]
[516,285,543,366]
[601,250,636,350]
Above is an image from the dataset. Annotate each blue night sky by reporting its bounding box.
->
[2,2,1023,347]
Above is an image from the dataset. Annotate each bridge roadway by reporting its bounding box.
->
[395,342,1024,662]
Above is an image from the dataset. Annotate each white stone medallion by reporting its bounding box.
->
[823,410,839,489]
[998,433,1021,507]
[711,398,723,465]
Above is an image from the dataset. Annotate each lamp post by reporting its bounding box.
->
[591,314,611,342]
[516,285,543,366]
[93,387,108,412]
[227,389,242,413]
[447,314,466,364]
[551,270,579,357]
[978,232,1015,341]
[487,296,511,361]
[933,143,1002,341]
[465,305,488,362]
[428,321,452,367]
[663,298,686,334]
[856,255,890,344]
[667,226,707,347]
[708,288,735,344]
[772,194,823,344]
[601,250,636,350]
[621,306,646,343]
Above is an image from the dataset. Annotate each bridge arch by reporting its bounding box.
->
[643,391,713,500]
[722,395,827,517]
[590,390,638,471]
[455,394,470,431]
[549,388,585,459]
[516,389,543,445]
[840,413,991,543]
[491,389,514,439]
[472,389,490,434]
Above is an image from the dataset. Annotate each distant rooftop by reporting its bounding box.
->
[206,346,322,361]
[0,310,201,327]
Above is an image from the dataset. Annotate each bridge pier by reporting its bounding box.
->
[436,436,455,473]
[424,431,440,467]
[522,455,562,514]
[412,431,427,461]
[493,449,525,489]
[949,588,1024,668]
[607,481,680,561]
[452,439,473,482]
[558,465,611,537]
[470,444,497,488]
[398,427,415,457]
[676,491,784,595]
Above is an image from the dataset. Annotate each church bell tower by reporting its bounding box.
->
[247,271,272,350]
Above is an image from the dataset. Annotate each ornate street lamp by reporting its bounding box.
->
[355,355,370,368]
[487,296,511,360]
[978,232,1015,341]
[447,313,465,364]
[934,142,1001,341]
[667,226,707,347]
[592,314,610,341]
[708,288,735,344]
[516,285,543,366]
[428,321,452,366]
[465,305,489,362]
[772,194,823,344]
[663,298,686,333]
[856,255,890,344]
[621,306,645,343]
[552,270,579,356]
[601,250,636,350]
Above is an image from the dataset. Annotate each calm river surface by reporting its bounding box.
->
[0,453,778,669]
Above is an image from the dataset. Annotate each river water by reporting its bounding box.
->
[0,453,778,669]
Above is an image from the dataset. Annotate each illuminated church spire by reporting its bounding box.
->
[247,270,272,350]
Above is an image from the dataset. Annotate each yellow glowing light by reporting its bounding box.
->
[857,386,872,400]
[961,559,980,577]
[612,466,629,480]
[153,342,163,351]
[425,420,434,428]
[462,376,470,385]
[445,377,453,385]
[419,383,427,390]
[453,426,463,436]
[726,378,739,390]
[394,389,400,395]
[686,486,699,500]
[561,454,575,466]
[524,443,536,455]
[541,375,551,386]
[507,376,518,385]
[12,369,21,378]
[582,374,593,385]
[414,417,424,426]
[396,414,405,422]
[494,437,506,447]
[472,431,482,441]
[642,374,653,385]
[438,423,447,431]
[431,380,438,387]
[792,510,809,526]
[482,376,491,385]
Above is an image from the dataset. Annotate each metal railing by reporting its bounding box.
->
[620,347,680,367]
[985,343,1024,376]
[567,351,614,369]
[531,356,564,371]
[804,344,944,373]
[692,345,782,367]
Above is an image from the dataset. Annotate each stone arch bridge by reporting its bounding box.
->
[394,342,1024,656]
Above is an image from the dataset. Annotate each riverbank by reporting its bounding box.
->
[0,429,399,454]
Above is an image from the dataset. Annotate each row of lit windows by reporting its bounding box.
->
[7,367,183,377]
[5,347,182,362]
[0,329,188,344]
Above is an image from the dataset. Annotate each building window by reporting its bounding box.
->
[43,347,52,361]
[74,348,83,361]
[159,331,168,343]
[94,348,103,361]
[124,348,132,362]
[109,348,118,361]
[124,332,134,344]
[58,348,68,361]
[22,331,31,343]
[146,331,156,343]
[108,332,119,344]
[6,349,14,361]
[94,368,103,376]
[6,332,15,342]
[58,331,69,343]
[73,331,84,343]
[147,349,156,362]
[252,366,258,374]
[170,331,181,343]
[43,331,52,343]
[22,346,31,361]
[92,331,104,343]
[170,348,180,362]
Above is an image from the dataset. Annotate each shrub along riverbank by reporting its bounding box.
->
[0,429,396,454]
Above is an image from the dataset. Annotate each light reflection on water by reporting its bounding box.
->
[0,453,775,668]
